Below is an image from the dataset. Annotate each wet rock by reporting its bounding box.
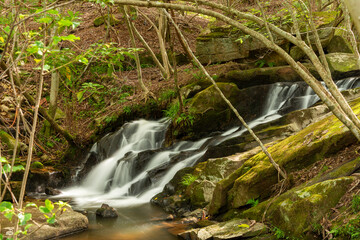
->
[178,218,268,240]
[45,187,62,196]
[27,170,64,193]
[95,204,118,218]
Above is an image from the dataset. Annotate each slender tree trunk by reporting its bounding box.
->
[344,0,360,34]
[128,8,169,79]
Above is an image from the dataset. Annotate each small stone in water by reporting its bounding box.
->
[96,204,118,218]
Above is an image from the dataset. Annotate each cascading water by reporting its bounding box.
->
[58,77,360,209]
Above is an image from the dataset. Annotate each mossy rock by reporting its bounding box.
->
[93,14,120,27]
[326,35,353,54]
[326,53,360,79]
[219,64,320,89]
[241,177,355,239]
[0,130,27,154]
[31,161,44,170]
[209,97,360,215]
[178,218,268,240]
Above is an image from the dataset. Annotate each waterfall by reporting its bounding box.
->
[58,77,360,208]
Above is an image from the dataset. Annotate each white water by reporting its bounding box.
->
[58,77,360,208]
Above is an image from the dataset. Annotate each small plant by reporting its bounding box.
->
[0,199,70,240]
[159,89,176,102]
[180,174,197,186]
[163,101,180,120]
[255,59,276,68]
[246,198,259,207]
[352,194,360,213]
[123,106,132,114]
[273,227,286,239]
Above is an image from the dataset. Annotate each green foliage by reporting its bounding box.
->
[164,101,180,120]
[246,198,259,207]
[180,174,198,186]
[176,112,195,127]
[87,42,142,76]
[352,194,360,213]
[0,157,25,174]
[159,89,176,102]
[0,200,70,240]
[273,227,286,239]
[30,161,44,170]
[192,71,206,81]
[255,59,275,68]
[330,216,360,239]
[123,106,132,114]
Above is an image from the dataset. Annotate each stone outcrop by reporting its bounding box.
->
[326,53,360,79]
[241,177,356,239]
[208,97,360,215]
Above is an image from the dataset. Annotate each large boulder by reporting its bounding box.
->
[218,64,320,89]
[326,53,360,79]
[196,26,249,64]
[208,97,360,215]
[174,83,271,140]
[242,177,356,239]
[326,35,353,54]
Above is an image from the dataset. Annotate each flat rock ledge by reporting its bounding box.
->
[178,218,268,240]
[23,209,88,240]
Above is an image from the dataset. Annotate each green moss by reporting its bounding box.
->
[210,98,360,214]
[31,161,44,169]
[242,177,355,238]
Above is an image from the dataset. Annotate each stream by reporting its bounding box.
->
[57,77,360,239]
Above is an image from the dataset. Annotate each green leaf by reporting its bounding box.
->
[26,45,39,55]
[58,19,73,27]
[39,206,50,214]
[47,9,59,15]
[37,17,52,24]
[4,211,14,221]
[46,214,56,224]
[77,91,85,103]
[0,201,13,211]
[0,233,3,240]
[25,224,33,231]
[53,36,62,45]
[18,212,32,226]
[45,199,54,212]
[12,165,25,172]
[78,57,88,65]
[0,157,7,163]
[61,34,80,42]
[25,203,37,208]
